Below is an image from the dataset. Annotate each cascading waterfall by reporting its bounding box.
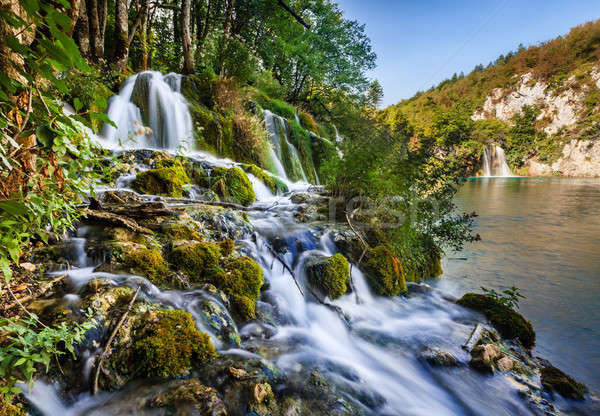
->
[263,109,307,182]
[481,144,513,177]
[103,71,193,150]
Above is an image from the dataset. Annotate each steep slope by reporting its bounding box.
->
[386,19,600,177]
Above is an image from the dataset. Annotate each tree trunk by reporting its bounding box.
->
[98,0,107,55]
[112,0,129,70]
[198,0,211,47]
[181,0,194,74]
[75,0,91,58]
[138,0,151,70]
[87,0,103,60]
[0,0,35,85]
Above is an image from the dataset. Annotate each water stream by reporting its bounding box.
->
[481,144,513,177]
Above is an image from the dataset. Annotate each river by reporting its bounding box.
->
[435,177,600,392]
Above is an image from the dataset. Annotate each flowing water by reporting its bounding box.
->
[436,177,600,392]
[481,144,513,177]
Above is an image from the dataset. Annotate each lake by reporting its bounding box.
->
[435,177,600,392]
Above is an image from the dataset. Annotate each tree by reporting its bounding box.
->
[112,0,128,69]
[368,80,384,109]
[182,0,194,73]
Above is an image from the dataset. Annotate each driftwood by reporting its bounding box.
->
[92,286,140,395]
[463,323,485,352]
[4,274,67,311]
[82,209,153,234]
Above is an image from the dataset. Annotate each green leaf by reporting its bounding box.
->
[73,97,82,112]
[36,125,55,147]
[90,112,117,128]
[0,200,26,216]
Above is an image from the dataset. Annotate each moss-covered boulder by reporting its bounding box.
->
[169,242,222,281]
[132,159,190,197]
[241,163,288,194]
[363,246,407,296]
[204,166,256,206]
[456,293,536,348]
[134,310,215,378]
[150,379,227,415]
[222,257,264,321]
[306,254,350,300]
[123,248,170,284]
[541,365,587,400]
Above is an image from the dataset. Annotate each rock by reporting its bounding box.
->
[199,166,256,206]
[20,262,36,272]
[229,367,247,378]
[132,158,191,197]
[420,347,458,367]
[470,344,500,374]
[253,383,272,404]
[197,294,241,347]
[290,193,309,204]
[362,245,407,296]
[122,248,170,285]
[305,253,350,300]
[541,365,587,400]
[496,356,514,372]
[456,293,536,349]
[151,379,227,415]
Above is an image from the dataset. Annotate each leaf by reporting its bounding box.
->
[90,112,117,128]
[0,200,26,216]
[36,125,55,147]
[0,257,10,282]
[73,97,82,112]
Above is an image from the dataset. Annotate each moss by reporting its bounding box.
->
[164,224,203,241]
[363,246,407,296]
[135,309,216,378]
[247,87,296,119]
[241,163,289,194]
[204,166,256,206]
[222,257,264,321]
[0,398,24,416]
[456,293,536,348]
[288,120,317,183]
[124,249,169,284]
[306,254,350,300]
[169,242,222,282]
[132,161,190,197]
[541,365,587,400]
[298,112,320,136]
[219,238,235,256]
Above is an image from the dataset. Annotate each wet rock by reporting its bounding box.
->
[420,347,459,367]
[290,193,309,204]
[151,379,227,415]
[362,245,407,296]
[470,344,500,374]
[457,293,536,349]
[541,365,587,400]
[132,158,191,197]
[198,166,256,206]
[305,253,350,300]
[197,292,241,347]
[497,356,514,372]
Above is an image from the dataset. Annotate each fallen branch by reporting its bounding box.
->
[4,274,67,311]
[345,211,369,251]
[264,243,304,297]
[463,323,484,352]
[82,209,153,235]
[92,286,140,395]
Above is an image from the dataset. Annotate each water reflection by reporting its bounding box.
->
[435,177,600,391]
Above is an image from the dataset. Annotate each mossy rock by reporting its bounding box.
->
[169,242,222,282]
[222,257,264,321]
[241,163,288,194]
[363,246,407,296]
[541,365,587,400]
[306,254,350,300]
[163,223,203,242]
[132,160,190,197]
[135,309,216,378]
[150,379,227,415]
[298,112,320,136]
[204,166,256,206]
[456,293,536,348]
[123,248,170,284]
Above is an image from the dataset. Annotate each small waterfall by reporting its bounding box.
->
[103,71,193,150]
[263,110,307,182]
[481,144,513,177]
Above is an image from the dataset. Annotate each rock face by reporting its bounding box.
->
[472,69,600,177]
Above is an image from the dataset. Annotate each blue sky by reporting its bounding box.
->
[337,0,600,107]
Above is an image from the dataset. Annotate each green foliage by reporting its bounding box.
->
[248,88,296,119]
[241,163,288,194]
[505,105,542,168]
[480,286,526,310]
[431,104,474,147]
[0,313,97,398]
[457,293,536,348]
[306,254,350,300]
[134,310,215,378]
[288,119,317,183]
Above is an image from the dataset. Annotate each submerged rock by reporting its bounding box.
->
[541,365,587,400]
[456,293,536,349]
[305,253,350,300]
[419,347,459,367]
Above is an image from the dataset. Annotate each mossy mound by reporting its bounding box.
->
[219,238,234,256]
[456,293,536,348]
[222,257,264,321]
[205,166,256,206]
[241,163,288,194]
[150,379,227,415]
[541,365,587,400]
[169,242,222,281]
[123,248,170,284]
[135,309,216,378]
[363,246,407,296]
[306,254,350,300]
[132,159,190,197]
[163,223,203,242]
[298,112,320,136]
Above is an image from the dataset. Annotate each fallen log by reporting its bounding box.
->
[82,209,153,234]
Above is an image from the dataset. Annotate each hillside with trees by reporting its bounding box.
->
[384,19,600,176]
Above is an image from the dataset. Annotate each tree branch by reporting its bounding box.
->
[277,0,310,29]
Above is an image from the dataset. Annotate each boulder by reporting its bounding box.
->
[470,344,500,374]
[305,253,350,300]
[362,246,407,296]
[541,365,587,400]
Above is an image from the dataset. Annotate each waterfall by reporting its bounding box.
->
[481,144,513,177]
[103,71,193,150]
[263,109,307,182]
